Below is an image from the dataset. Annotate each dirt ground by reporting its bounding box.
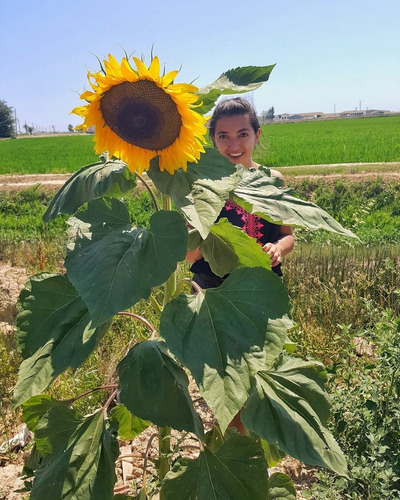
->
[0,174,71,193]
[0,163,400,193]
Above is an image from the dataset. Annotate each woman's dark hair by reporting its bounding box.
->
[208,97,260,137]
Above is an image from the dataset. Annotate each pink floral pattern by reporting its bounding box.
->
[224,200,264,245]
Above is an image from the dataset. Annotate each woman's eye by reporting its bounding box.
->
[218,135,227,140]
[239,132,248,138]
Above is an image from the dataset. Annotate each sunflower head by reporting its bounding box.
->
[72,54,207,174]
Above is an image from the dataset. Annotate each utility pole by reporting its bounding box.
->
[14,108,17,138]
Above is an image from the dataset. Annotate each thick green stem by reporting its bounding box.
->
[158,425,171,496]
[158,193,175,497]
[161,194,177,308]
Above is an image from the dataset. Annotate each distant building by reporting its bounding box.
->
[275,112,324,121]
[271,109,391,122]
[339,109,389,118]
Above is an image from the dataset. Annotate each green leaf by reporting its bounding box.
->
[233,167,358,238]
[148,149,239,238]
[160,267,292,432]
[66,197,132,252]
[65,202,188,326]
[241,356,348,476]
[34,404,82,456]
[162,434,268,500]
[187,229,202,252]
[261,439,286,468]
[109,404,150,441]
[200,217,271,277]
[195,64,276,115]
[31,411,118,500]
[117,339,203,438]
[22,442,42,477]
[267,473,297,500]
[14,273,110,406]
[22,395,66,432]
[43,158,136,221]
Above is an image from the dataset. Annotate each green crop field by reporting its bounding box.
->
[0,115,399,175]
[256,115,400,167]
[0,134,99,175]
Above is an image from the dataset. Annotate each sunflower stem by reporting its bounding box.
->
[136,172,160,211]
[158,194,175,495]
[158,425,171,498]
[161,194,177,307]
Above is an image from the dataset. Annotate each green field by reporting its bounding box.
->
[257,115,400,166]
[0,115,399,174]
[0,134,99,174]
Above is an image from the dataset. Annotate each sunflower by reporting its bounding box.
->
[72,54,207,174]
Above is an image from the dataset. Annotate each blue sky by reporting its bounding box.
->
[1,0,399,132]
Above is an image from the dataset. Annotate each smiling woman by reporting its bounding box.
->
[208,98,261,169]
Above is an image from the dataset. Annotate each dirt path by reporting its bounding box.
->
[0,163,399,192]
[0,174,71,192]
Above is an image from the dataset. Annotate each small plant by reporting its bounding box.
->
[306,304,400,499]
[12,53,355,499]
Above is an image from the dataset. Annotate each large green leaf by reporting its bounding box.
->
[14,273,110,406]
[22,395,69,432]
[241,356,348,477]
[232,167,357,238]
[162,434,268,500]
[109,404,150,441]
[31,410,118,500]
[147,149,239,238]
[43,158,136,221]
[117,339,203,438]
[200,217,271,277]
[65,202,188,327]
[66,197,132,252]
[34,403,82,456]
[267,473,296,500]
[195,64,276,115]
[160,267,292,432]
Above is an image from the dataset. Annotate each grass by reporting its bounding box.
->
[284,244,400,365]
[0,116,399,175]
[256,116,400,167]
[0,134,98,174]
[290,177,400,245]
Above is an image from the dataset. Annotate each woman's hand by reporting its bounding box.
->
[262,227,295,267]
[262,242,283,267]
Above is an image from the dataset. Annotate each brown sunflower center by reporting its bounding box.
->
[100,80,182,150]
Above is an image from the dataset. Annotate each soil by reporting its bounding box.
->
[0,174,71,193]
[0,162,399,193]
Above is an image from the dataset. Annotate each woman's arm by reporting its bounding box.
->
[186,247,203,264]
[263,169,295,266]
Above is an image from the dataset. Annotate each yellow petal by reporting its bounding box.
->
[133,57,149,77]
[148,56,160,80]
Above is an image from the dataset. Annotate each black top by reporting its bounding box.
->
[190,200,283,289]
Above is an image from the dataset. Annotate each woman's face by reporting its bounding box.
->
[212,114,261,168]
